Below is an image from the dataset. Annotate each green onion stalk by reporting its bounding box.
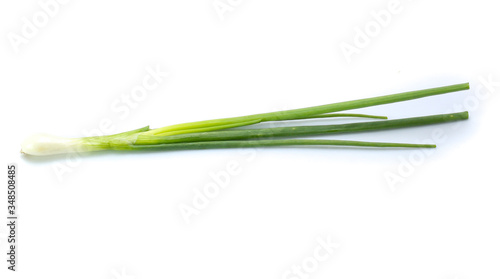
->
[20,83,470,156]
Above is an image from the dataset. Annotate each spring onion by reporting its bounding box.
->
[20,83,470,156]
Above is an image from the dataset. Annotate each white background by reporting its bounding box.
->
[1,1,499,278]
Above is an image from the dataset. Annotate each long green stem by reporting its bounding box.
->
[143,83,469,136]
[134,112,468,145]
[121,139,436,151]
[157,119,262,136]
[150,113,387,137]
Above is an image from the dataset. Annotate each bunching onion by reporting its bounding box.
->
[21,83,470,156]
